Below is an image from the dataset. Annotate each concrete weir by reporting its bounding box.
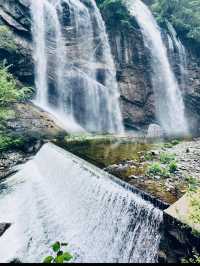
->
[0,143,162,263]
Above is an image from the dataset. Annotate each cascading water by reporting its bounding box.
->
[0,143,163,263]
[166,22,188,92]
[31,0,124,133]
[124,0,188,136]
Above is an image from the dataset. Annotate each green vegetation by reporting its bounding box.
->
[148,162,163,175]
[186,176,200,194]
[184,177,200,237]
[0,134,24,152]
[43,242,73,263]
[186,176,200,224]
[0,65,32,106]
[151,0,200,46]
[182,250,200,263]
[96,0,134,30]
[0,108,15,120]
[189,192,200,225]
[163,139,181,149]
[147,162,171,177]
[0,65,33,152]
[0,25,17,51]
[147,162,170,177]
[159,152,176,164]
[147,151,178,177]
[169,160,178,173]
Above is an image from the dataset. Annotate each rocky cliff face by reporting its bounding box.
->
[106,24,156,130]
[0,0,33,85]
[104,13,200,133]
[184,51,200,134]
[0,0,200,133]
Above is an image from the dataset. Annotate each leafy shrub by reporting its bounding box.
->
[147,161,173,177]
[148,162,163,175]
[0,65,33,106]
[43,242,73,263]
[0,134,24,152]
[169,161,178,173]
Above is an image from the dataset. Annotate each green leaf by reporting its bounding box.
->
[63,252,73,262]
[52,242,60,252]
[55,255,64,264]
[43,256,54,263]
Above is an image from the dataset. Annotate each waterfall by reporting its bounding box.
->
[31,0,124,133]
[124,0,188,136]
[0,143,162,263]
[166,22,188,92]
[31,0,48,107]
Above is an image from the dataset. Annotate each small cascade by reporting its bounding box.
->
[166,22,188,92]
[0,143,163,263]
[31,0,124,133]
[124,0,188,136]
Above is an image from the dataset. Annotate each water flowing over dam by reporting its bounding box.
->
[0,143,162,263]
[125,0,188,136]
[31,0,123,133]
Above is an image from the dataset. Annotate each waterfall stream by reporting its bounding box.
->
[125,0,188,136]
[166,21,188,92]
[0,143,162,263]
[31,0,124,133]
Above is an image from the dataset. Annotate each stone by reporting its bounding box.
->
[129,175,139,179]
[147,123,164,138]
[0,223,11,237]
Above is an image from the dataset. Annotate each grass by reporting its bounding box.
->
[0,134,25,152]
[169,161,178,173]
[159,152,176,164]
[146,150,178,178]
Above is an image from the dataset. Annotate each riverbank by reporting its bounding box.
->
[55,135,200,205]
